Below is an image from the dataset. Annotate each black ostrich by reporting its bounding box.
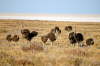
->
[21,29,38,44]
[68,32,84,46]
[86,38,94,46]
[65,26,72,32]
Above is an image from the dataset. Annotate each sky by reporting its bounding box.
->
[0,0,100,14]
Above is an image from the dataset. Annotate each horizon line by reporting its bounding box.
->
[0,13,100,22]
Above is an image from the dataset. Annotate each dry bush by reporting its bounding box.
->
[14,59,34,66]
[22,43,44,52]
[30,43,44,51]
[0,29,8,33]
[0,51,15,66]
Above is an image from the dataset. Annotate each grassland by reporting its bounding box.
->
[0,19,100,66]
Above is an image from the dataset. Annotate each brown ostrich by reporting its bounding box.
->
[41,35,48,44]
[6,34,19,42]
[47,32,56,42]
[65,26,72,32]
[6,34,19,46]
[41,26,61,46]
[6,34,12,42]
[12,35,19,42]
[41,32,56,46]
[47,32,56,45]
[21,29,30,38]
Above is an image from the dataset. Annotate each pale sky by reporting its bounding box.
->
[0,0,100,14]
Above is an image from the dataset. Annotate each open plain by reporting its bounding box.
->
[0,19,100,66]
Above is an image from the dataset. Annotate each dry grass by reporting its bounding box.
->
[0,19,100,66]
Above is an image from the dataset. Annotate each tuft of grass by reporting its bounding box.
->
[0,29,8,33]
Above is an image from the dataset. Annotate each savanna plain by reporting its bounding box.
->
[0,20,100,66]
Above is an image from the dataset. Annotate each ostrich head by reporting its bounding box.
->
[21,29,30,38]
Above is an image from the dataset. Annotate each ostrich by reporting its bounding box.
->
[51,26,61,34]
[21,29,30,38]
[47,32,56,45]
[65,25,84,47]
[65,26,72,32]
[41,26,61,46]
[6,34,19,46]
[55,26,61,34]
[21,29,38,44]
[86,38,94,46]
[68,32,84,46]
[41,35,48,44]
[6,34,19,42]
[12,35,19,42]
[41,31,56,46]
[6,34,12,42]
